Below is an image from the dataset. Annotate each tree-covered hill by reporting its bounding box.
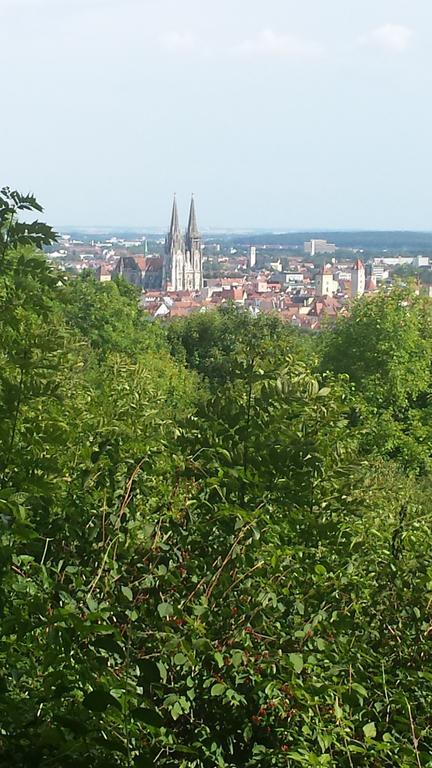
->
[230,230,432,252]
[1,189,432,767]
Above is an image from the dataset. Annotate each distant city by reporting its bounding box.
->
[46,197,432,329]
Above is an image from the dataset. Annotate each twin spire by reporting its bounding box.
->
[165,194,203,291]
[169,195,199,242]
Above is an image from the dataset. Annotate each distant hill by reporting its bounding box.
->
[229,231,432,251]
[57,228,432,253]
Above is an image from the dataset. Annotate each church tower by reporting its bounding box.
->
[351,258,365,297]
[316,265,334,296]
[164,195,203,292]
[185,195,203,291]
[164,195,185,291]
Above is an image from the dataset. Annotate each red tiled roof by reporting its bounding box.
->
[132,257,147,270]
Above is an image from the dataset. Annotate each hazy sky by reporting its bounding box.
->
[1,0,431,229]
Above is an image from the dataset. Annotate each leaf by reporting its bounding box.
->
[231,649,243,667]
[174,745,199,755]
[351,682,368,698]
[121,585,133,601]
[314,564,327,577]
[131,708,164,728]
[157,602,174,618]
[171,701,183,720]
[86,595,98,612]
[173,653,187,666]
[210,683,226,696]
[363,722,377,739]
[83,689,121,712]
[93,635,123,656]
[289,653,304,674]
[138,660,161,683]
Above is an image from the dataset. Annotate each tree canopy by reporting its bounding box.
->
[1,190,432,767]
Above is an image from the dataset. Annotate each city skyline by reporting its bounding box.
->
[2,0,432,229]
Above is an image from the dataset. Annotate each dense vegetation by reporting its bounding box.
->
[1,188,432,767]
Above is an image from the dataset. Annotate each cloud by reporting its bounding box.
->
[359,24,414,53]
[158,27,322,61]
[233,28,323,59]
[159,31,196,53]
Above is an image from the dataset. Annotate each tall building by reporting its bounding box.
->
[248,246,257,269]
[164,196,203,291]
[316,265,335,296]
[304,239,337,257]
[351,258,365,297]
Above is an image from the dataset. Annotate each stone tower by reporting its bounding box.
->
[316,265,334,296]
[164,195,203,291]
[351,258,365,297]
[164,195,184,291]
[185,196,203,291]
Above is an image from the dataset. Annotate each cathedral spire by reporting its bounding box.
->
[166,194,183,255]
[169,194,180,238]
[187,194,199,239]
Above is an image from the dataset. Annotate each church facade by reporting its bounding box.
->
[164,196,203,292]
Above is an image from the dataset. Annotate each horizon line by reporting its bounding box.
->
[52,225,432,234]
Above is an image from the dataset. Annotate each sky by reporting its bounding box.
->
[1,0,431,230]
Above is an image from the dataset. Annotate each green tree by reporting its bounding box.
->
[2,190,432,767]
[61,272,164,359]
[167,305,313,389]
[320,285,432,471]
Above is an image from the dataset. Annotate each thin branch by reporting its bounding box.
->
[205,521,255,600]
[406,699,422,768]
[116,458,146,530]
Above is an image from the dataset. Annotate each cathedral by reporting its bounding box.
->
[164,196,203,292]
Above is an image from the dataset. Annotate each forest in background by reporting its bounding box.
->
[1,189,432,767]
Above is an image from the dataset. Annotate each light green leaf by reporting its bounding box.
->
[211,683,226,696]
[289,653,304,674]
[121,585,133,601]
[158,602,174,618]
[363,722,377,739]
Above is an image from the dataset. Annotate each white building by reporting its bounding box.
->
[351,259,365,297]
[285,272,304,286]
[316,266,336,296]
[371,264,389,282]
[270,259,283,272]
[305,239,337,257]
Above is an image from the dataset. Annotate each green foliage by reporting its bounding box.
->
[167,305,312,388]
[321,285,432,471]
[1,191,432,766]
[0,186,56,265]
[61,272,165,358]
